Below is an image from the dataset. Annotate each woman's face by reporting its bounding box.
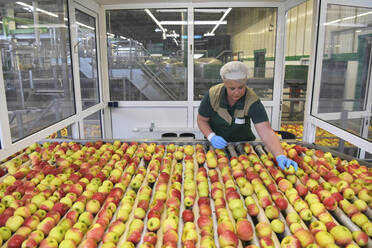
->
[224,79,246,102]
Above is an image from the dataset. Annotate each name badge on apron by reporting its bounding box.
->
[235,118,245,124]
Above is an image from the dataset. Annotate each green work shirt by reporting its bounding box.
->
[198,87,268,142]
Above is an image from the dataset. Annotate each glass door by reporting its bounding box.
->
[280,0,313,140]
[70,3,103,139]
[310,1,372,157]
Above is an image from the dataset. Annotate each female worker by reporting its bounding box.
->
[197,61,298,171]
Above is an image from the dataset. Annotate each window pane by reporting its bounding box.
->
[315,127,358,157]
[311,4,372,142]
[76,9,100,110]
[281,1,312,129]
[83,111,102,139]
[194,8,277,100]
[46,125,73,139]
[1,0,75,142]
[106,9,187,101]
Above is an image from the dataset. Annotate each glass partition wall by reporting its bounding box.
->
[0,0,104,160]
[106,8,188,101]
[193,8,277,101]
[304,0,372,157]
[0,0,75,142]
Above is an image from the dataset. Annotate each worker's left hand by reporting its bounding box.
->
[276,155,298,171]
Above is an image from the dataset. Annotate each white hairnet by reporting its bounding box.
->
[220,61,249,81]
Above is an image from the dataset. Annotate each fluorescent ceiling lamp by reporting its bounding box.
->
[16,2,58,18]
[195,9,229,13]
[18,24,67,28]
[203,8,231,37]
[166,33,179,38]
[76,21,95,31]
[325,23,367,28]
[194,53,204,59]
[145,9,166,33]
[324,10,372,25]
[151,54,162,56]
[156,9,228,13]
[156,9,186,13]
[173,38,178,45]
[119,36,127,39]
[159,21,227,25]
[210,8,231,34]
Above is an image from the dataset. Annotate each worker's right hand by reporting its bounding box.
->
[208,133,227,149]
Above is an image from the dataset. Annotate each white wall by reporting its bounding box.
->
[111,105,273,139]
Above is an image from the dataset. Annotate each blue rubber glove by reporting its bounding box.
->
[208,133,227,149]
[276,155,298,171]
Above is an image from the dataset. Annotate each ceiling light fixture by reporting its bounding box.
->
[145,9,166,33]
[324,10,372,25]
[76,21,95,31]
[204,8,232,37]
[156,9,228,13]
[159,20,227,25]
[16,2,58,18]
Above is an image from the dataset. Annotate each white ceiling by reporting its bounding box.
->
[96,0,287,5]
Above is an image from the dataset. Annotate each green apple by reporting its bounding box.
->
[6,215,24,232]
[71,201,85,214]
[0,227,11,241]
[78,212,93,226]
[59,239,76,248]
[48,226,65,243]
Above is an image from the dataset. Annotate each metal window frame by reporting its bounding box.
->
[303,0,372,156]
[70,1,106,139]
[0,0,106,160]
[103,2,284,131]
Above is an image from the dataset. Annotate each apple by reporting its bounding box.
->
[218,230,239,247]
[182,209,194,223]
[14,206,31,219]
[78,212,94,227]
[86,200,100,214]
[353,199,368,211]
[0,226,12,241]
[280,235,301,248]
[143,231,157,245]
[286,212,300,225]
[264,205,279,220]
[103,231,120,243]
[294,229,315,247]
[73,222,88,233]
[126,230,141,244]
[299,208,313,221]
[351,212,369,227]
[48,226,65,243]
[236,219,253,241]
[80,238,97,248]
[271,219,285,234]
[8,234,26,248]
[71,201,85,214]
[28,230,44,243]
[6,215,24,232]
[65,227,83,244]
[39,237,58,248]
[147,217,160,231]
[352,230,369,246]
[330,225,352,246]
[59,239,77,248]
[309,221,327,235]
[362,222,372,236]
[255,222,272,238]
[108,220,126,236]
